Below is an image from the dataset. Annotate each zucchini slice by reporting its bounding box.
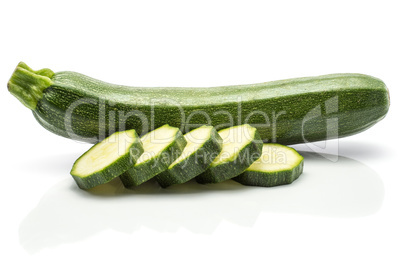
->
[196,124,263,184]
[233,144,304,187]
[70,129,143,189]
[155,125,223,188]
[119,124,187,187]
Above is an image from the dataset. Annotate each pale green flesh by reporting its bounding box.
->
[247,144,303,172]
[210,124,257,167]
[72,130,137,177]
[136,125,180,164]
[169,126,213,167]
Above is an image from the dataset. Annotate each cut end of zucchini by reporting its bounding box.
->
[170,126,217,167]
[233,144,304,187]
[120,125,186,187]
[248,144,302,172]
[71,129,143,189]
[156,125,223,188]
[137,125,183,164]
[210,124,259,167]
[73,130,138,176]
[196,124,263,184]
[7,62,54,110]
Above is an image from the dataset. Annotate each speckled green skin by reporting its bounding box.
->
[155,127,223,188]
[119,127,187,188]
[8,63,390,144]
[196,128,263,184]
[233,146,304,187]
[70,130,144,190]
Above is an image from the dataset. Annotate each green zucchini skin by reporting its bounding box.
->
[9,62,390,144]
[196,126,263,184]
[233,163,303,187]
[233,144,304,187]
[155,126,223,188]
[70,130,144,190]
[119,126,187,188]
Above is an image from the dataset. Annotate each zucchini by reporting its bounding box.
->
[119,124,186,187]
[70,129,143,189]
[8,62,390,144]
[196,124,263,184]
[155,125,223,188]
[233,144,304,187]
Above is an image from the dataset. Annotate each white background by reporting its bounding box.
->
[1,0,401,257]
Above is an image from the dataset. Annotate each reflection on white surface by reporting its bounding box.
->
[19,152,383,253]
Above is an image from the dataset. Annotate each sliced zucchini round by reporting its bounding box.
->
[233,144,304,187]
[155,125,223,188]
[70,129,143,189]
[119,124,187,188]
[196,124,263,184]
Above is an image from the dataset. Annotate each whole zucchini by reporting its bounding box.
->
[7,62,390,144]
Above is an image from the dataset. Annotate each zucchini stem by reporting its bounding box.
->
[7,62,54,110]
